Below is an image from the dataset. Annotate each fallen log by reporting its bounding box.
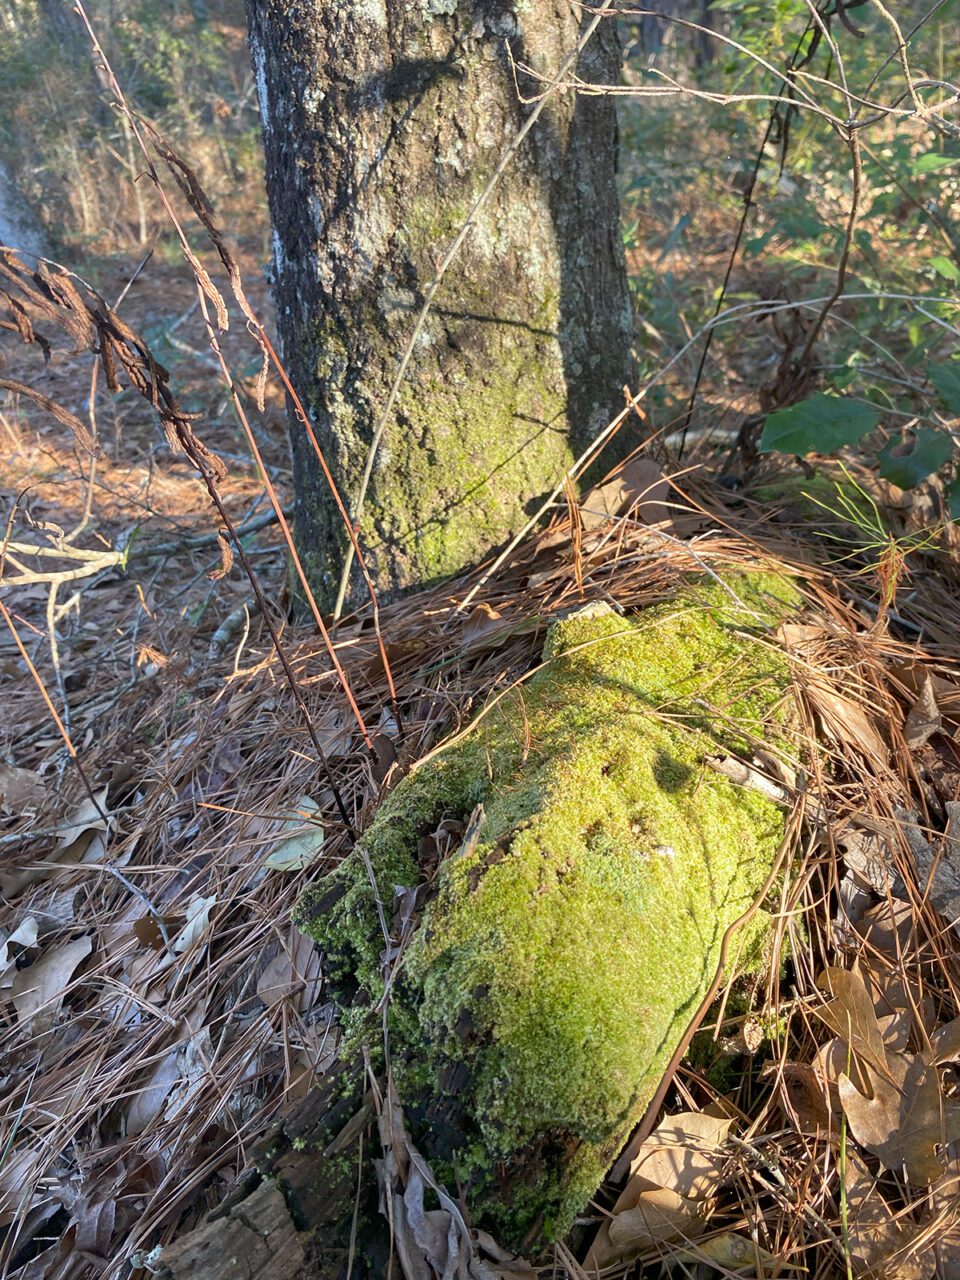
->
[297,571,801,1247]
[157,570,802,1276]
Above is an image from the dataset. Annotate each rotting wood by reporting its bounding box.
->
[156,1063,379,1280]
[156,1181,306,1280]
[160,572,805,1272]
[297,572,804,1248]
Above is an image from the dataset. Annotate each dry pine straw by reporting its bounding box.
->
[2,482,960,1279]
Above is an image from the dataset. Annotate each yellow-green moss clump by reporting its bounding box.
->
[296,572,801,1243]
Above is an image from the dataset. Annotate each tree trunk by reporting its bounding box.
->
[245,1,633,608]
[0,161,49,260]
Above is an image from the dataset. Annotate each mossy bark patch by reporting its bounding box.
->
[245,1,633,606]
[296,572,801,1242]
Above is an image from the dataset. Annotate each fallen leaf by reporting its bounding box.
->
[893,664,960,729]
[839,1050,960,1185]
[463,602,506,650]
[776,1061,832,1133]
[815,1035,869,1105]
[856,898,917,958]
[377,705,399,738]
[55,788,111,851]
[929,1177,960,1276]
[579,458,671,531]
[255,934,322,1014]
[371,731,397,788]
[877,1010,912,1054]
[294,933,323,1015]
[32,887,79,938]
[931,1016,960,1066]
[584,1185,702,1272]
[682,1231,780,1273]
[0,916,39,991]
[862,957,934,1040]
[904,673,941,749]
[133,913,175,950]
[71,1191,117,1259]
[0,788,113,897]
[606,1186,703,1253]
[164,1028,214,1123]
[815,967,890,1078]
[626,1111,734,1202]
[286,1019,340,1101]
[835,868,875,940]
[843,1148,934,1280]
[172,895,216,954]
[898,806,960,937]
[126,1051,181,1136]
[811,685,889,762]
[0,763,45,812]
[11,934,92,1031]
[586,1111,732,1270]
[0,1147,48,1229]
[779,625,889,763]
[838,824,904,896]
[264,796,325,871]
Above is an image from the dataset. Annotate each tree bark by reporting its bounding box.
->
[0,161,48,261]
[245,1,633,607]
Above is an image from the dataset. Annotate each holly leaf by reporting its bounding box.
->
[913,152,959,175]
[929,362,960,415]
[930,255,960,283]
[759,394,878,457]
[878,429,953,489]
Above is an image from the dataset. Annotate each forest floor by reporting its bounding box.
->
[3,77,960,1280]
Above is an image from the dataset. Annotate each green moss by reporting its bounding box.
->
[361,190,569,586]
[381,356,569,585]
[296,571,801,1243]
[291,176,603,603]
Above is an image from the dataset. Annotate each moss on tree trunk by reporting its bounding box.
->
[296,572,802,1245]
[245,1,633,607]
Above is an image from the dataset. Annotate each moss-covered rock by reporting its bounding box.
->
[296,571,801,1243]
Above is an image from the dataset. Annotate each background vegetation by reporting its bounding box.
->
[2,0,958,502]
[0,0,262,256]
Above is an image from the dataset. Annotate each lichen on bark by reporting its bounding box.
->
[296,571,802,1242]
[245,0,634,607]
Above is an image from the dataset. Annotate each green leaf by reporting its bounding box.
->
[913,153,959,175]
[945,477,960,522]
[929,362,960,414]
[930,255,960,283]
[878,430,954,489]
[759,394,879,456]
